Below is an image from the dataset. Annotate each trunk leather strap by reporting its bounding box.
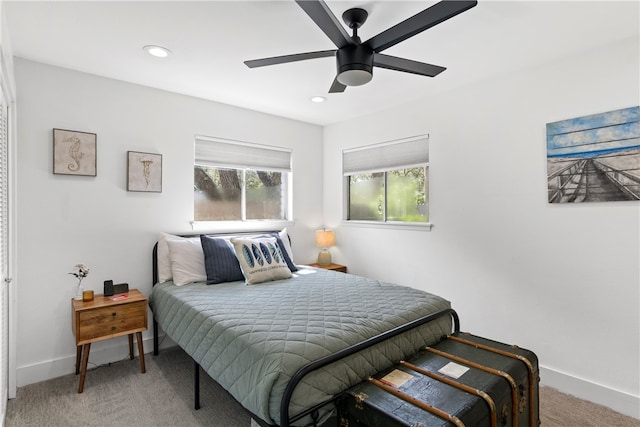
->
[448,334,538,427]
[368,377,465,427]
[400,360,498,427]
[425,346,519,427]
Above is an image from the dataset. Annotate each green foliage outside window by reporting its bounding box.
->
[194,166,286,221]
[348,167,427,222]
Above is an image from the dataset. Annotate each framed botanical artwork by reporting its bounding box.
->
[127,151,162,192]
[53,128,97,176]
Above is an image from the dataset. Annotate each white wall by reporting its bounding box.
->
[14,58,324,385]
[323,37,640,418]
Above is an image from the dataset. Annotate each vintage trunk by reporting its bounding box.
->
[338,332,540,427]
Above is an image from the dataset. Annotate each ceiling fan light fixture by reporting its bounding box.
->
[337,69,372,86]
[336,46,374,87]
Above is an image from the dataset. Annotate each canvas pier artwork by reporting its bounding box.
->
[546,106,640,203]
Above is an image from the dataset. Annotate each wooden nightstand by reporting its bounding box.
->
[71,289,148,393]
[308,263,347,273]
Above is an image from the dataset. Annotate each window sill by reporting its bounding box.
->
[341,220,433,232]
[191,220,294,233]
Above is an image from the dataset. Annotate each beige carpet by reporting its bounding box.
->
[5,346,639,426]
[539,386,639,427]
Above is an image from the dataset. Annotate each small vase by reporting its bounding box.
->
[74,282,84,300]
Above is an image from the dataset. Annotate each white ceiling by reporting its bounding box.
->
[5,1,639,126]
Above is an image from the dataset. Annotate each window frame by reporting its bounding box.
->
[192,136,293,228]
[342,135,432,231]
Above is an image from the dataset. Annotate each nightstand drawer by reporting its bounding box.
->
[77,301,146,342]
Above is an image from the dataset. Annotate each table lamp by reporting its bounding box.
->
[315,229,336,266]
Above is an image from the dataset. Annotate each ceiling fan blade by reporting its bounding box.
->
[245,50,336,68]
[364,0,478,53]
[329,76,347,93]
[295,0,353,49]
[374,54,446,77]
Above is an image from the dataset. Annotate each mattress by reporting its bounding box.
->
[150,266,452,426]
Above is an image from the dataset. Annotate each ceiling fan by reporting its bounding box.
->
[244,0,478,93]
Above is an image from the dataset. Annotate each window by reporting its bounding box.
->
[343,136,429,223]
[194,136,291,222]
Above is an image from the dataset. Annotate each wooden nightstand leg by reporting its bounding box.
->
[78,343,91,393]
[128,334,134,360]
[75,346,82,375]
[136,332,146,373]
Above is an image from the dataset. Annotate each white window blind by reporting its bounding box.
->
[343,135,429,175]
[195,136,291,172]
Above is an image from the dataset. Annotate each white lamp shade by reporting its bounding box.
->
[316,229,335,248]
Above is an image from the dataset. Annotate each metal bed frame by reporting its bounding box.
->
[150,236,460,427]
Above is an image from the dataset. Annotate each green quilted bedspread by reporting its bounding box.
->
[150,267,452,426]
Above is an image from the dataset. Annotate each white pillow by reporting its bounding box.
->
[156,233,176,283]
[157,233,202,283]
[231,237,292,285]
[166,238,206,286]
[278,228,296,265]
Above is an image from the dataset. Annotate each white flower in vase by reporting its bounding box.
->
[69,263,90,300]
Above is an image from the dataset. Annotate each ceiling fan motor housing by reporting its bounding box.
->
[336,45,374,86]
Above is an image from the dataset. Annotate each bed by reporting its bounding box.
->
[149,231,458,427]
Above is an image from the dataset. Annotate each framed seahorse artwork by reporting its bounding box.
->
[127,151,162,192]
[53,128,97,176]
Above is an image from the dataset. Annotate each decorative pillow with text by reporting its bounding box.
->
[255,232,298,272]
[230,237,292,285]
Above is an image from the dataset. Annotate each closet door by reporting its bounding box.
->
[0,88,9,418]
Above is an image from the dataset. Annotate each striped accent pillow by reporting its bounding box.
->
[200,235,244,284]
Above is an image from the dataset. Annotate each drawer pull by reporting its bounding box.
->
[111,326,116,331]
[112,312,116,317]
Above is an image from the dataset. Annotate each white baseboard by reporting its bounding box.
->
[540,365,640,420]
[15,334,175,389]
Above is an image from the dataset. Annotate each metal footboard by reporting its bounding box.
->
[279,307,460,427]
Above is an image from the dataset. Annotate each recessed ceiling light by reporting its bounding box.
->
[143,45,172,58]
[310,96,327,103]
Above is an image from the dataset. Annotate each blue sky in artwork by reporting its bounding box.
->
[547,106,640,158]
